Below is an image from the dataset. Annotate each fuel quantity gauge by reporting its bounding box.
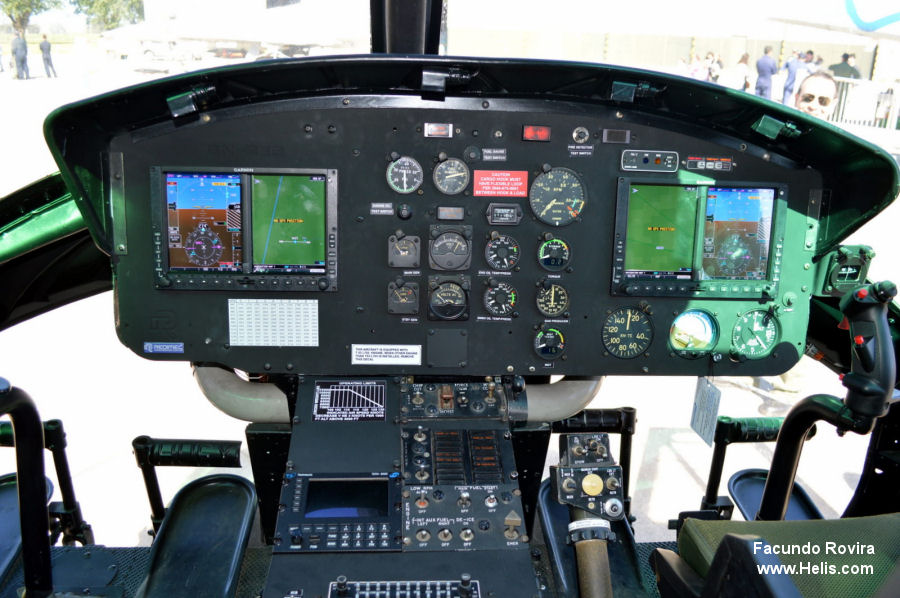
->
[731,309,779,359]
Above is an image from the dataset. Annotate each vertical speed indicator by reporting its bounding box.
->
[602,308,653,358]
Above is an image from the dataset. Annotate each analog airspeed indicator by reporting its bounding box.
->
[602,308,653,358]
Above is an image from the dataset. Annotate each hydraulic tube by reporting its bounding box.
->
[0,378,53,597]
[569,510,614,598]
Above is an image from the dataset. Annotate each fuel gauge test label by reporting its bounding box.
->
[473,170,529,197]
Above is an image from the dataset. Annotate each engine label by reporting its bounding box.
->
[473,170,529,197]
[228,298,319,346]
[352,344,422,365]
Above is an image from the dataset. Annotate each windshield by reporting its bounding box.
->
[3,1,897,277]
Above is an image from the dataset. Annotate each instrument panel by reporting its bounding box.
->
[107,93,818,377]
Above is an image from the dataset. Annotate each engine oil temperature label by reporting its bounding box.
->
[473,170,529,197]
[313,380,386,422]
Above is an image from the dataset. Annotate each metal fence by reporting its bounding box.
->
[829,77,898,131]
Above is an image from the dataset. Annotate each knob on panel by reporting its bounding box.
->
[581,473,604,496]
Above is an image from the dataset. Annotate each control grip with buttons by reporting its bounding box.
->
[838,281,897,418]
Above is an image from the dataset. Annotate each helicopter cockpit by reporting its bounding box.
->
[1,2,899,598]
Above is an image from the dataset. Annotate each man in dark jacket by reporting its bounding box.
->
[11,31,28,79]
[39,34,56,78]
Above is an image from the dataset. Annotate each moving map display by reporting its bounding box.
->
[251,174,328,273]
[701,187,775,280]
[165,172,242,271]
[623,184,700,279]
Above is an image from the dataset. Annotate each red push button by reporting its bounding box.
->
[856,288,869,299]
[854,335,865,345]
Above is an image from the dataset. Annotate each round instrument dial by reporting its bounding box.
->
[534,328,566,359]
[537,238,571,272]
[485,235,520,271]
[433,158,470,195]
[716,234,752,277]
[391,285,417,305]
[184,223,223,267]
[529,167,586,226]
[602,308,653,359]
[484,282,518,317]
[430,232,470,270]
[386,156,424,194]
[732,310,779,359]
[428,282,468,320]
[536,283,569,318]
[669,310,718,355]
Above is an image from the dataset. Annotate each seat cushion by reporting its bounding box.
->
[678,513,900,598]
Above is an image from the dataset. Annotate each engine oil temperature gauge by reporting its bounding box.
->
[669,310,718,357]
[731,309,780,359]
[485,234,520,271]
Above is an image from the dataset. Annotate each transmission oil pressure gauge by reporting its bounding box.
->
[732,309,779,359]
[536,282,569,318]
[386,156,424,194]
[433,157,470,195]
[537,238,571,272]
[529,167,585,226]
[485,234,520,271]
[669,310,718,356]
[534,328,566,359]
[484,281,518,317]
[602,307,653,358]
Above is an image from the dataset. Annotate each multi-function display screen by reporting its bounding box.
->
[251,174,327,273]
[160,169,334,284]
[701,187,774,280]
[303,479,389,519]
[621,184,778,283]
[623,184,699,279]
[166,172,243,271]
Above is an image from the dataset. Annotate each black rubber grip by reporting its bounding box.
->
[133,436,242,468]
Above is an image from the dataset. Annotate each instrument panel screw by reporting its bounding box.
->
[507,365,514,372]
[482,101,490,109]
[117,244,126,252]
[342,98,350,105]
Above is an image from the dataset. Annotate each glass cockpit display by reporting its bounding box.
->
[251,174,327,274]
[614,181,783,298]
[622,184,699,280]
[701,187,774,280]
[166,172,242,271]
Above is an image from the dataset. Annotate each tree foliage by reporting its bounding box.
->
[0,0,60,33]
[72,0,143,30]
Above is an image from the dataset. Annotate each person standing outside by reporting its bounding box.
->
[795,72,838,120]
[829,53,860,79]
[782,50,814,105]
[39,35,56,78]
[755,46,777,99]
[11,31,28,79]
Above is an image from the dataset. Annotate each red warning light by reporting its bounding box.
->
[523,125,551,141]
